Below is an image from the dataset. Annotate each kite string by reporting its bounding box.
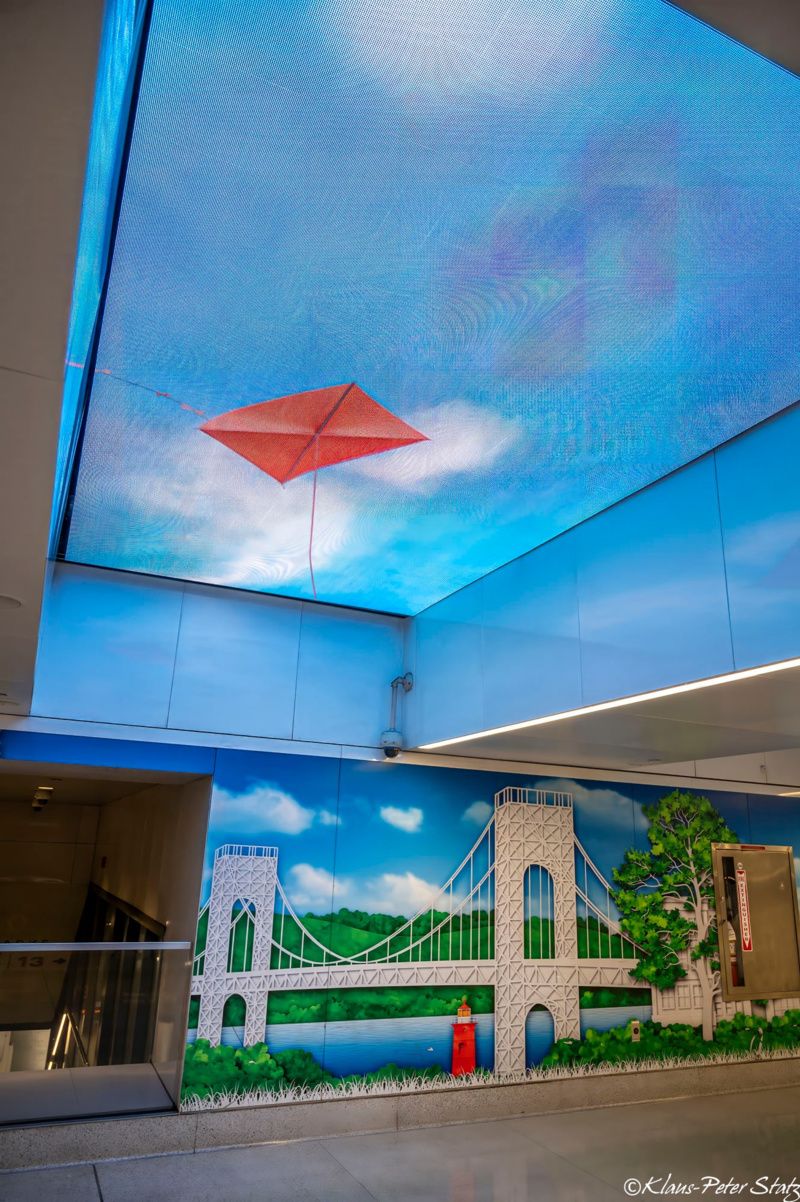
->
[66,362,208,417]
[308,439,319,599]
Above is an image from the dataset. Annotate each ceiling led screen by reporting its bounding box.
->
[64,0,800,614]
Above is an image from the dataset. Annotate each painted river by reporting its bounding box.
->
[188,1005,651,1075]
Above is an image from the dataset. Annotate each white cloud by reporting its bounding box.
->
[284,864,459,919]
[362,870,440,916]
[330,0,609,98]
[288,863,341,909]
[77,411,357,590]
[462,800,492,826]
[211,783,315,834]
[318,808,341,826]
[347,400,518,493]
[380,804,424,832]
[176,437,355,588]
[541,778,639,835]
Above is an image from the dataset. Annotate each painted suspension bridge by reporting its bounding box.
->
[193,788,642,1075]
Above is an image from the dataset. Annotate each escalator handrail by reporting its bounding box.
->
[64,1007,91,1067]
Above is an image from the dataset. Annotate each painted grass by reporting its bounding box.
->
[179,1045,800,1113]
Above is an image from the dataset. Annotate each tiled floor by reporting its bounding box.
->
[2,1084,799,1201]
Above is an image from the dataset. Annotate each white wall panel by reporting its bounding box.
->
[576,456,733,704]
[292,603,405,746]
[167,586,301,739]
[33,563,405,749]
[715,406,800,670]
[33,565,183,726]
[481,538,581,728]
[406,581,484,747]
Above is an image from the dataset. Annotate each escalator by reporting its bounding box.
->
[0,887,191,1123]
[46,886,163,1073]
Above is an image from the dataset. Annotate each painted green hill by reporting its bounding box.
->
[195,906,636,971]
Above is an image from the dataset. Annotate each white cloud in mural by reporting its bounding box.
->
[283,865,461,919]
[362,870,440,916]
[211,784,315,835]
[347,401,518,494]
[285,864,448,917]
[462,800,492,826]
[380,804,424,833]
[288,863,340,909]
[318,809,341,826]
[542,778,640,836]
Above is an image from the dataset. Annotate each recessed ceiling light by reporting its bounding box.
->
[0,594,22,609]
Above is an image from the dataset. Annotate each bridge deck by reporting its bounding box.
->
[192,958,638,995]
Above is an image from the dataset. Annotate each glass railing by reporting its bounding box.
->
[0,941,191,1124]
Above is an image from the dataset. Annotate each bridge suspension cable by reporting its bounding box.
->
[574,838,641,959]
[271,818,496,969]
[192,806,644,982]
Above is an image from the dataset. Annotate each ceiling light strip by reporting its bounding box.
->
[419,656,800,750]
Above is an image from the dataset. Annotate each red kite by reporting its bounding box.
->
[201,383,427,596]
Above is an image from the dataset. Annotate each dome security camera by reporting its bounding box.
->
[380,729,403,759]
[32,785,54,812]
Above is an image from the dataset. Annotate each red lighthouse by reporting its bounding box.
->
[451,996,477,1076]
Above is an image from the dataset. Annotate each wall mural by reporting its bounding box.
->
[181,754,800,1110]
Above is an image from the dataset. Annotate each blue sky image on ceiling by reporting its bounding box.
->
[64,0,800,614]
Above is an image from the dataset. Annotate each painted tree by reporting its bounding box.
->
[612,790,738,1041]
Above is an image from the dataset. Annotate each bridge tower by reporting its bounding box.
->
[196,845,278,1046]
[493,788,581,1076]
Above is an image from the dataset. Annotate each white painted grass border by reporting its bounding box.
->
[179,1045,800,1112]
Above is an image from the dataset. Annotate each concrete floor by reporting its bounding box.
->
[1,1084,799,1201]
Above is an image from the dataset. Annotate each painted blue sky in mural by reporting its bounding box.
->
[202,752,790,917]
[65,0,800,613]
